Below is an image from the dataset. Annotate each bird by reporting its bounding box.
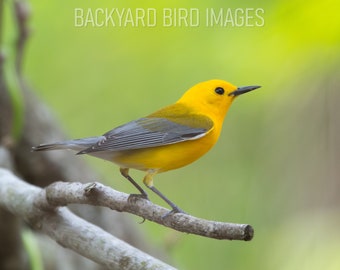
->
[32,80,260,214]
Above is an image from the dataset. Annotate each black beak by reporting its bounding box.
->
[228,85,261,97]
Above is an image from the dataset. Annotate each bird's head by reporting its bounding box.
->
[177,79,260,120]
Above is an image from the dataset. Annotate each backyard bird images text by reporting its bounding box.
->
[74,8,265,28]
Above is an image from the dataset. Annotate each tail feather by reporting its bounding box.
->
[32,136,104,152]
[32,143,68,151]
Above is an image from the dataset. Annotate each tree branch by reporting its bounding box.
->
[0,168,176,270]
[35,179,254,241]
[39,181,253,241]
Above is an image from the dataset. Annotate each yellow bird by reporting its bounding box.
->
[33,80,260,213]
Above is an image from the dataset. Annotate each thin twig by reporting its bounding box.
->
[13,0,30,75]
[0,0,4,47]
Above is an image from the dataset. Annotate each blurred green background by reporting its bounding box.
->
[5,0,340,269]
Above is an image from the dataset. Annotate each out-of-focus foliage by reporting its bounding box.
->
[5,0,339,269]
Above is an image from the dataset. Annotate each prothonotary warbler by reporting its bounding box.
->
[33,80,260,214]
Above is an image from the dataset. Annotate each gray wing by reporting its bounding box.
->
[78,117,213,154]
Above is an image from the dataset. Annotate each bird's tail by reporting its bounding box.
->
[32,136,104,152]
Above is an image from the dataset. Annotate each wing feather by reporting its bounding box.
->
[78,116,213,154]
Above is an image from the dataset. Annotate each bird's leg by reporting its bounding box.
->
[149,186,186,215]
[120,168,149,200]
[144,173,186,215]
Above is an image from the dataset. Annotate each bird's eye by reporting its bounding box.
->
[215,87,225,95]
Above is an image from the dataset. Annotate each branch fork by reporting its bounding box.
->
[0,168,253,269]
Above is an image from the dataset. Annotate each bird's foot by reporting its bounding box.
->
[162,206,187,219]
[128,193,149,204]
